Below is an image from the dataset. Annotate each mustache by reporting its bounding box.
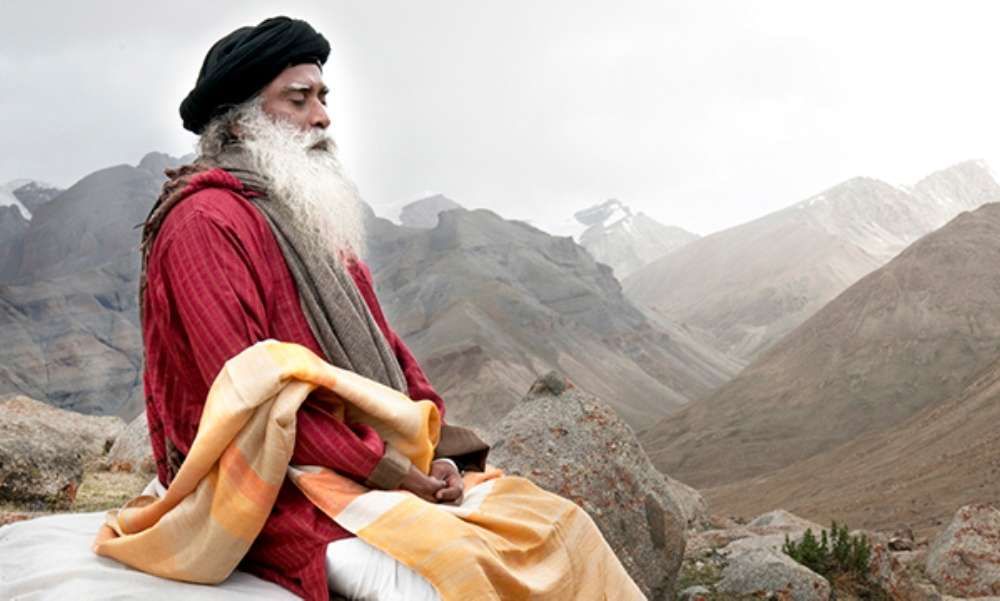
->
[309,136,334,152]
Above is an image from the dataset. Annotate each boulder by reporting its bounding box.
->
[717,548,831,601]
[926,503,1000,597]
[663,474,710,531]
[106,411,154,473]
[869,543,938,601]
[0,395,124,509]
[487,371,686,600]
[687,509,823,559]
[748,509,824,532]
[677,585,711,601]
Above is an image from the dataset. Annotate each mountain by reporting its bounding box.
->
[8,180,63,214]
[1,181,36,221]
[705,353,1000,537]
[535,199,698,279]
[398,193,464,228]
[625,160,1000,360]
[0,153,183,418]
[366,208,741,430]
[574,199,698,279]
[641,201,1000,490]
[11,162,165,283]
[0,205,30,280]
[0,154,739,427]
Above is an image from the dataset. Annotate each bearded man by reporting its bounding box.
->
[140,16,487,601]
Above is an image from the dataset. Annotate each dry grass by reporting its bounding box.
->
[0,468,152,524]
[72,469,151,512]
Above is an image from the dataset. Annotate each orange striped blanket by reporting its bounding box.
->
[93,340,644,600]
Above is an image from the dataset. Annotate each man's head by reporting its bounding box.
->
[182,16,366,257]
[180,16,330,135]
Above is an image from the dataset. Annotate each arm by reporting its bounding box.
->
[152,205,388,483]
[348,258,489,473]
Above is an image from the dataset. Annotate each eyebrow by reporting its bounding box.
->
[283,82,330,95]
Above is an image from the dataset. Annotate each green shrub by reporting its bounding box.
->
[781,522,888,600]
[782,521,871,578]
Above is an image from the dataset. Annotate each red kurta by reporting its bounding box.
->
[141,168,445,600]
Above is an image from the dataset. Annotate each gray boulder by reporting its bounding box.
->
[748,509,824,531]
[717,548,831,601]
[0,395,123,509]
[487,372,687,600]
[664,475,710,531]
[106,410,154,473]
[869,543,940,601]
[926,503,1000,597]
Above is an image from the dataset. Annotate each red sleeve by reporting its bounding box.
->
[153,202,385,481]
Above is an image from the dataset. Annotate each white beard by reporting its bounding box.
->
[237,105,367,258]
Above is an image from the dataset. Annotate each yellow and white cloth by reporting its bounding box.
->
[93,340,644,600]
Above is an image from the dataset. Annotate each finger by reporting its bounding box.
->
[447,472,464,490]
[435,485,462,502]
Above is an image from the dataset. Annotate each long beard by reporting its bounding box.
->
[237,106,367,258]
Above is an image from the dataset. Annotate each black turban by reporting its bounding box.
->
[180,16,330,134]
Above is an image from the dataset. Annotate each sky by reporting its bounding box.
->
[3,1,1000,235]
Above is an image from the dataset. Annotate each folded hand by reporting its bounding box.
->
[430,459,464,504]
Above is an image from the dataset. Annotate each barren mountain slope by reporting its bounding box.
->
[367,208,741,429]
[641,202,1000,489]
[625,161,1000,360]
[705,355,1000,538]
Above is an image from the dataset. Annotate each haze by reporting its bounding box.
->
[3,0,1000,234]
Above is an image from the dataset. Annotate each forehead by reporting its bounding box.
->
[265,63,325,92]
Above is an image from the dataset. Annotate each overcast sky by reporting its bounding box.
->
[3,1,1000,234]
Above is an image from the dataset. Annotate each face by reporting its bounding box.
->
[259,63,331,132]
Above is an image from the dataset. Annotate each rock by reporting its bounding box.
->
[889,536,915,552]
[106,411,154,473]
[663,474,710,531]
[869,542,939,601]
[685,527,754,559]
[0,395,123,462]
[487,372,686,600]
[717,548,831,601]
[748,509,824,532]
[677,584,711,601]
[926,504,1000,597]
[687,510,822,559]
[0,395,124,509]
[721,532,792,556]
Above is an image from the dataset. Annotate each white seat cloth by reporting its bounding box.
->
[326,537,442,601]
[0,511,298,600]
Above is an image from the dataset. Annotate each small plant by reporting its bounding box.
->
[782,521,870,577]
[783,521,886,599]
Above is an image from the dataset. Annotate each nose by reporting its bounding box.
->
[311,101,331,130]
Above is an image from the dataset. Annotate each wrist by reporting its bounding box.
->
[433,458,460,473]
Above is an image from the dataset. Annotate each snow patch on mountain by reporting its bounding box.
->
[0,181,34,220]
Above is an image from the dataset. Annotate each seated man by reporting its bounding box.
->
[140,16,487,600]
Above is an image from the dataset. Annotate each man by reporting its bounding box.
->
[140,16,486,600]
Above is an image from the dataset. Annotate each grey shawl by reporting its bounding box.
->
[210,150,409,394]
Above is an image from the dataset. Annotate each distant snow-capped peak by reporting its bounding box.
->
[574,198,633,230]
[0,180,39,220]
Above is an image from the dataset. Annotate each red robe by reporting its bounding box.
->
[141,168,445,600]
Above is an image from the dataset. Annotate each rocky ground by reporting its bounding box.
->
[3,384,1000,600]
[0,394,153,526]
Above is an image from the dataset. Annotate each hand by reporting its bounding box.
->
[399,464,445,503]
[430,459,464,504]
